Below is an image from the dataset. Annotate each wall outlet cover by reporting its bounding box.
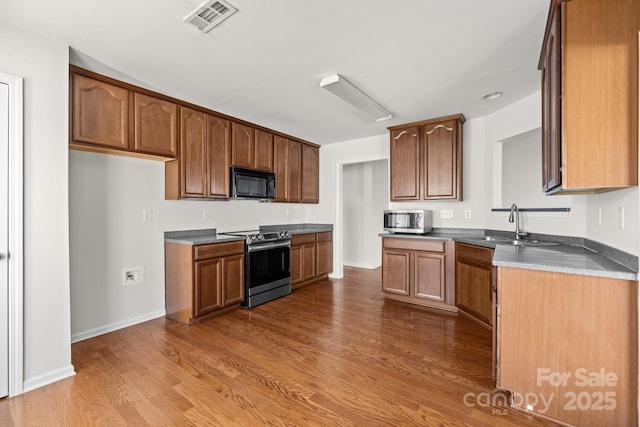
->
[122,266,145,286]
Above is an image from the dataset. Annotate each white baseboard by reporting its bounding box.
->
[343,261,381,270]
[22,364,76,394]
[71,310,166,344]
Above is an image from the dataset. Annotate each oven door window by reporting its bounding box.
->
[247,245,290,289]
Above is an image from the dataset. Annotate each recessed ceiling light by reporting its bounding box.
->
[483,91,503,100]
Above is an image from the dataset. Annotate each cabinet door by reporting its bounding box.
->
[180,107,207,198]
[254,129,274,172]
[315,232,333,277]
[194,258,222,317]
[133,93,178,157]
[412,252,445,301]
[273,136,289,201]
[456,259,493,326]
[390,127,420,200]
[231,122,255,169]
[288,140,302,202]
[207,115,230,198]
[541,3,562,193]
[423,120,460,200]
[381,249,410,295]
[290,245,303,286]
[301,144,319,203]
[71,73,129,150]
[301,243,316,281]
[222,254,244,306]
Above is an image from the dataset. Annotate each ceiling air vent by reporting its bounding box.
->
[184,0,238,33]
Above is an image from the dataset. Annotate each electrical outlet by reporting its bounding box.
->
[464,210,472,219]
[202,209,210,219]
[142,209,153,222]
[440,209,454,219]
[122,266,144,286]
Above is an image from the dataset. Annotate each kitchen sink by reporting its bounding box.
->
[465,236,560,246]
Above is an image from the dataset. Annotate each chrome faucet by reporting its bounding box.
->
[508,203,528,240]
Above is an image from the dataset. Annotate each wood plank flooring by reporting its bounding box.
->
[0,267,560,426]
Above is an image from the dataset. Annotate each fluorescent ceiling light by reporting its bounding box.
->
[320,74,392,121]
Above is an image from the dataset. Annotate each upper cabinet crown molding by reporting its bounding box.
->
[388,114,465,201]
[540,0,639,194]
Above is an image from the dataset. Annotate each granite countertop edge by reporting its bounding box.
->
[164,224,334,245]
[380,229,639,281]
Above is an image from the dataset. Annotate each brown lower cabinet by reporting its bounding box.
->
[291,231,332,289]
[381,237,455,310]
[455,243,494,329]
[165,240,244,324]
[497,267,637,426]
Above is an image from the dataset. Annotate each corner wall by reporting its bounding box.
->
[0,25,74,391]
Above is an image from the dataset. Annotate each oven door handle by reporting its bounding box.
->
[247,241,291,252]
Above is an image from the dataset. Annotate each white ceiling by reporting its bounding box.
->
[0,0,550,145]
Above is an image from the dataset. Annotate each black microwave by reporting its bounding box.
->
[230,167,276,200]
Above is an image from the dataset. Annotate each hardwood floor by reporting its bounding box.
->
[0,267,560,426]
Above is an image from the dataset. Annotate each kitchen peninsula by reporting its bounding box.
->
[381,228,638,426]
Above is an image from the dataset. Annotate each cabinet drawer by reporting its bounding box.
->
[383,237,444,253]
[194,241,244,261]
[291,233,316,246]
[456,243,493,264]
[316,231,332,243]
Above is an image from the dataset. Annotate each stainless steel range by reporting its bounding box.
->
[221,230,291,308]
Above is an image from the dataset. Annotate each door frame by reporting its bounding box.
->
[0,71,24,397]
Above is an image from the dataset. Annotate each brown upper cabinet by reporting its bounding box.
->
[70,66,320,202]
[540,0,639,194]
[388,114,464,201]
[71,73,129,151]
[231,123,274,172]
[301,144,319,203]
[70,67,177,159]
[132,93,178,158]
[165,107,230,200]
[274,136,302,202]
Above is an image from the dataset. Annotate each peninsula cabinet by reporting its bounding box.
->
[455,243,494,329]
[273,136,302,202]
[165,108,230,199]
[381,237,456,311]
[388,114,464,201]
[70,68,177,159]
[496,267,637,426]
[165,240,244,324]
[540,0,639,194]
[230,123,274,172]
[291,231,332,289]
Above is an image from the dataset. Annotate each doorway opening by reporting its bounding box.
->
[339,159,388,273]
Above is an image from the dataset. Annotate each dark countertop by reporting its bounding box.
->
[381,229,638,281]
[164,223,334,245]
[492,244,637,280]
[260,223,333,235]
[164,229,245,245]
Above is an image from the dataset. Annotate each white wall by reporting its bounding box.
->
[0,25,74,391]
[342,160,387,269]
[306,134,389,277]
[69,150,307,341]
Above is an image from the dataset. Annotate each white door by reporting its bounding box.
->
[0,82,9,398]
